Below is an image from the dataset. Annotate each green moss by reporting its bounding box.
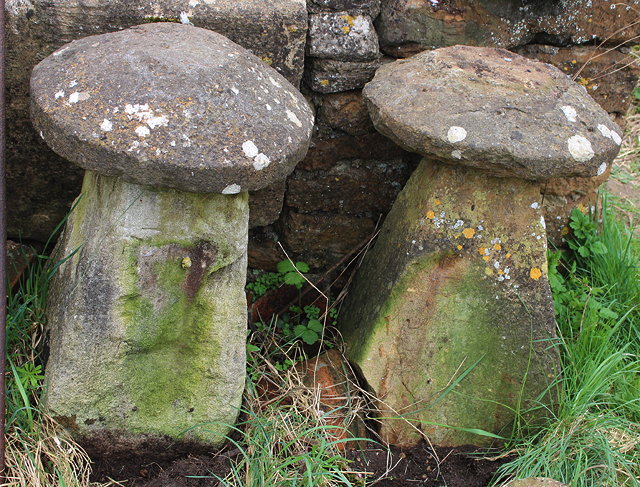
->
[118,247,224,438]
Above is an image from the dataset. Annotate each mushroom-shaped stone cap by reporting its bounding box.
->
[31,23,314,194]
[363,45,622,180]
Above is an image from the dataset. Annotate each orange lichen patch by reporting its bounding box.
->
[462,228,475,239]
[561,226,570,236]
[456,244,463,250]
[478,247,486,255]
[505,253,512,259]
[493,243,502,251]
[426,210,435,219]
[484,267,494,276]
[434,199,442,206]
[482,255,490,262]
[530,267,543,280]
[498,269,504,275]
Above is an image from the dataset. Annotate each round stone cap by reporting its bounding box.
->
[363,45,622,180]
[30,23,314,194]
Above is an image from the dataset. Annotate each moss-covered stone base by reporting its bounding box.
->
[339,160,558,447]
[45,172,249,446]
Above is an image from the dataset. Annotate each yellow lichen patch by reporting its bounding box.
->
[484,267,494,276]
[261,56,274,65]
[577,76,590,87]
[478,247,486,255]
[577,203,588,214]
[462,228,476,239]
[505,253,512,259]
[341,15,355,33]
[530,267,543,280]
[426,210,435,219]
[181,257,192,269]
[456,244,463,250]
[493,243,502,251]
[320,80,330,86]
[434,199,442,206]
[482,256,490,262]
[561,226,570,236]
[286,25,298,32]
[498,269,504,275]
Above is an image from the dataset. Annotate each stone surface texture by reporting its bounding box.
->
[308,13,379,61]
[315,90,376,136]
[515,44,640,118]
[6,0,308,239]
[46,172,249,445]
[31,23,314,195]
[307,0,381,16]
[305,57,382,93]
[376,0,640,57]
[363,46,622,180]
[339,161,558,446]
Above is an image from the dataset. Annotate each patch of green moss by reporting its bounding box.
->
[118,247,224,439]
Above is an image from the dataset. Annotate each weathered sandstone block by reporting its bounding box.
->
[33,24,313,445]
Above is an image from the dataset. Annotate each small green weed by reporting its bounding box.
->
[246,259,310,299]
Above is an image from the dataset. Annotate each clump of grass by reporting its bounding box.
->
[3,233,109,486]
[492,199,640,486]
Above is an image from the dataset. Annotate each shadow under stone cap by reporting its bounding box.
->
[363,45,622,181]
[30,23,314,194]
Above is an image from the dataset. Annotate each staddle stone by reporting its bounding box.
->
[34,23,313,447]
[337,46,626,447]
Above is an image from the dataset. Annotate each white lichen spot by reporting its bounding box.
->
[54,90,65,99]
[560,105,577,122]
[453,220,464,229]
[540,216,546,229]
[69,80,78,88]
[242,140,259,158]
[447,126,467,143]
[222,184,241,194]
[269,76,281,88]
[135,126,150,137]
[286,110,302,127]
[231,87,239,95]
[68,92,89,104]
[610,131,622,145]
[567,135,594,162]
[253,153,270,170]
[100,119,113,132]
[597,124,612,139]
[180,12,192,24]
[266,104,272,111]
[170,140,176,147]
[530,201,539,209]
[189,0,200,6]
[597,162,607,176]
[146,115,169,129]
[451,150,462,159]
[504,57,513,62]
[39,131,44,140]
[53,47,70,56]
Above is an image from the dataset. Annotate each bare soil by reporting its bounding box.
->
[88,442,505,487]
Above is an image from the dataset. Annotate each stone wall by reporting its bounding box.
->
[6,0,640,269]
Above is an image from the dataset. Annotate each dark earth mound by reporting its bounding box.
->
[88,442,506,486]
